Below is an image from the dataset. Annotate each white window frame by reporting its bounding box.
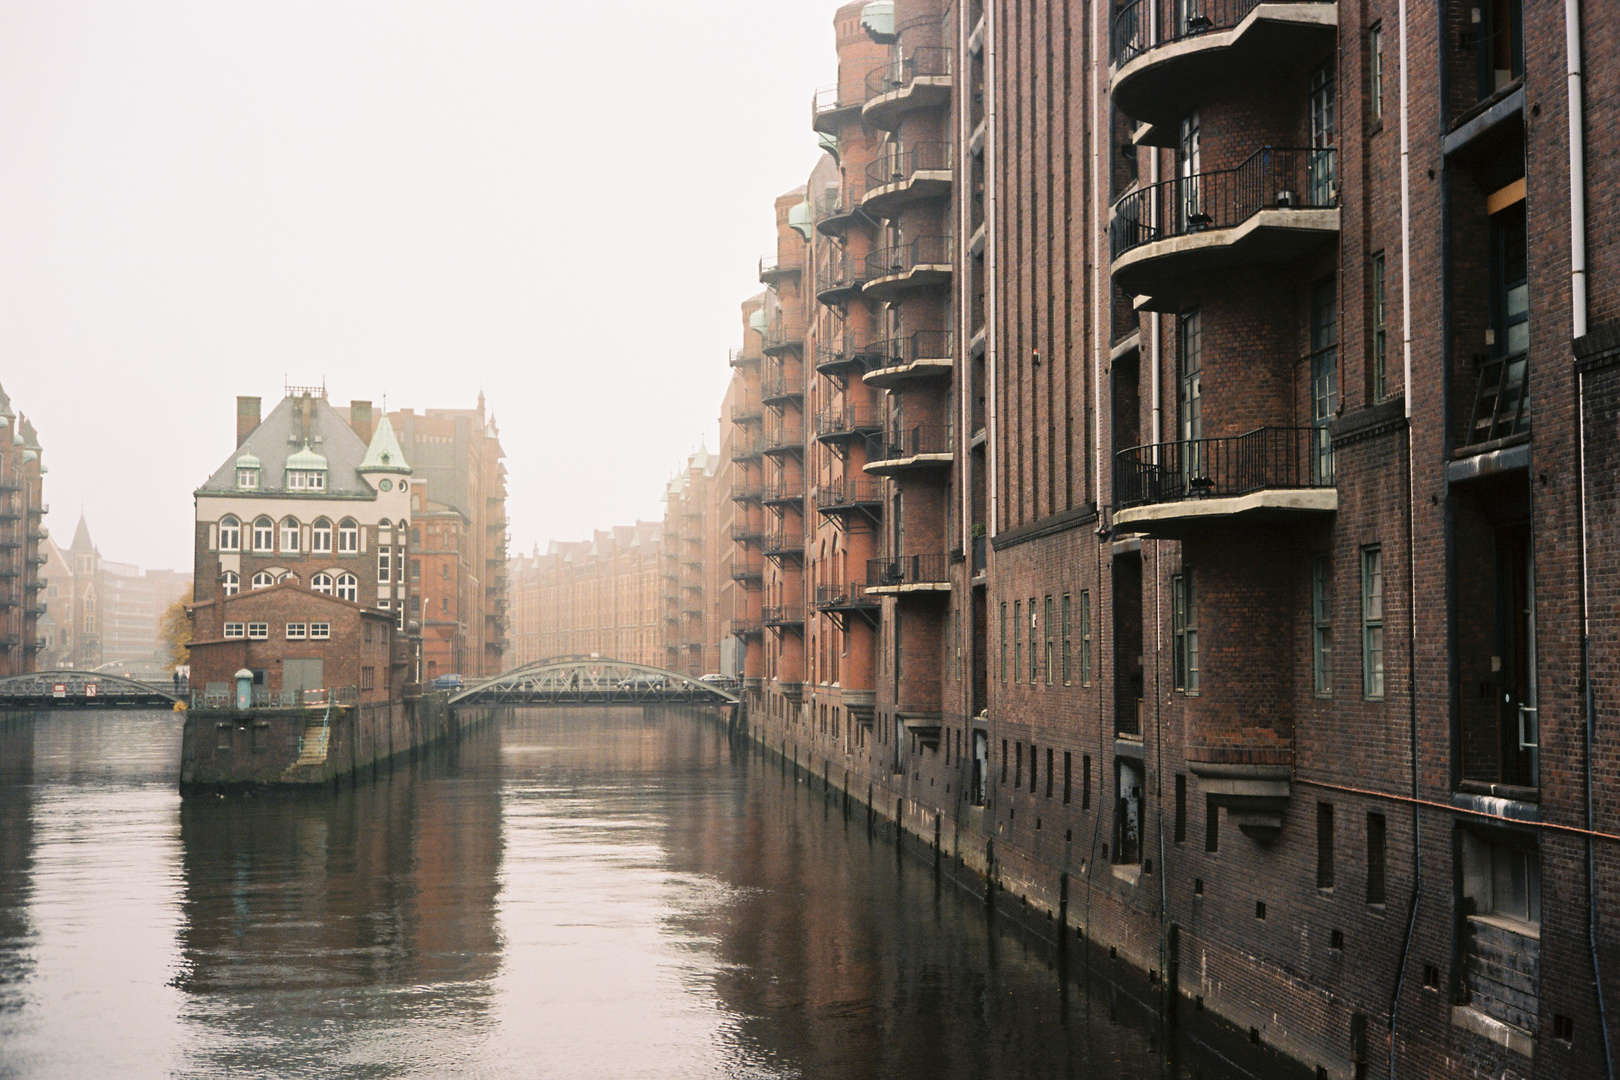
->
[219,517,240,552]
[237,468,258,490]
[312,573,334,595]
[337,573,358,603]
[378,547,391,584]
[310,622,331,641]
[252,517,274,553]
[247,622,269,640]
[251,571,274,590]
[311,520,333,554]
[222,571,239,596]
[338,520,359,554]
[286,622,307,640]
[224,622,245,639]
[280,518,300,553]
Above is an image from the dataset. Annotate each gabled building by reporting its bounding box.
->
[0,385,47,677]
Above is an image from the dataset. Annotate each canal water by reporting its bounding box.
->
[0,708,1259,1079]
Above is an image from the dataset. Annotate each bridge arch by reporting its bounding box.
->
[449,657,740,707]
[0,670,181,708]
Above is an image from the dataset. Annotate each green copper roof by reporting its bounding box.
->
[357,414,411,474]
[235,450,262,470]
[285,442,327,471]
[788,200,814,240]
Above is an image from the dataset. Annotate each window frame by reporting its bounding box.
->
[311,519,333,555]
[247,622,269,640]
[1061,593,1072,686]
[219,516,241,552]
[1080,590,1093,685]
[1171,570,1199,694]
[1043,596,1054,686]
[280,517,300,554]
[337,573,358,603]
[1362,546,1385,700]
[1013,600,1022,684]
[221,571,239,596]
[286,622,308,640]
[1371,251,1388,400]
[337,520,359,554]
[224,622,245,639]
[1368,23,1384,124]
[1313,553,1334,697]
[251,571,274,590]
[252,517,274,553]
[309,622,331,641]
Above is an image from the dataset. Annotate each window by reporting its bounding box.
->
[1028,598,1038,683]
[378,547,392,584]
[312,573,333,595]
[1313,554,1333,696]
[411,558,421,582]
[1000,602,1008,683]
[1366,813,1386,903]
[281,517,300,554]
[1317,802,1336,889]
[1043,597,1054,685]
[1175,774,1187,843]
[1178,309,1202,444]
[1115,759,1143,865]
[1362,547,1384,699]
[362,665,376,691]
[251,571,274,590]
[1015,742,1023,788]
[312,519,333,554]
[1000,739,1008,784]
[310,622,331,641]
[1080,590,1093,685]
[338,520,359,554]
[1061,594,1072,685]
[224,622,245,639]
[1045,747,1054,798]
[1308,59,1336,204]
[286,622,307,640]
[219,516,241,552]
[1491,199,1529,357]
[1206,795,1221,853]
[237,467,258,490]
[286,470,325,491]
[1372,251,1388,400]
[337,573,358,603]
[1082,754,1092,809]
[1172,570,1199,693]
[252,517,273,553]
[1064,752,1072,804]
[221,571,239,596]
[1013,601,1022,683]
[1311,277,1339,484]
[247,622,269,640]
[1368,23,1384,123]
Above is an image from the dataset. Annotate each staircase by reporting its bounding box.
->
[295,713,330,766]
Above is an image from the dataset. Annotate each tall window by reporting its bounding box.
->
[221,571,239,596]
[1178,310,1202,449]
[1043,596,1054,685]
[337,573,358,603]
[1362,546,1384,699]
[312,573,334,595]
[1317,802,1336,889]
[378,547,392,584]
[251,571,274,590]
[1061,594,1072,686]
[1027,598,1038,683]
[1176,111,1201,228]
[252,517,274,553]
[1366,813,1387,904]
[1172,570,1199,693]
[1000,602,1007,682]
[1311,277,1339,484]
[1368,24,1384,123]
[219,516,240,552]
[1308,60,1336,204]
[338,520,359,554]
[1491,200,1529,356]
[1371,252,1388,400]
[1013,601,1022,684]
[1080,590,1093,685]
[280,517,300,554]
[1313,554,1333,696]
[311,518,333,555]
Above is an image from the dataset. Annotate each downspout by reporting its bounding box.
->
[959,0,972,553]
[1150,157,1162,451]
[985,0,999,541]
[1091,0,1106,508]
[1567,0,1611,1072]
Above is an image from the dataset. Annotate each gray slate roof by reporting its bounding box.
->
[197,396,373,497]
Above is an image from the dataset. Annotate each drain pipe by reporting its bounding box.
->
[1387,0,1421,1070]
[1566,0,1611,1072]
[985,0,999,541]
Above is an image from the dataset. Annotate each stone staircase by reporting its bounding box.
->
[295,713,330,766]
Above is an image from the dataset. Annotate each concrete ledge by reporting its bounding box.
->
[865,580,951,596]
[1111,487,1336,536]
[1452,1005,1535,1059]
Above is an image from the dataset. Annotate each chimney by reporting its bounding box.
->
[236,396,261,447]
[350,400,374,445]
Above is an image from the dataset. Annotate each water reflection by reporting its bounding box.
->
[0,708,1258,1079]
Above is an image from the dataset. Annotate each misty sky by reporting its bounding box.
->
[0,1,835,571]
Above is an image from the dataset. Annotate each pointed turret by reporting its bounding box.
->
[357,414,411,475]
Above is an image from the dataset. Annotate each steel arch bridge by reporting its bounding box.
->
[449,657,740,708]
[0,670,182,708]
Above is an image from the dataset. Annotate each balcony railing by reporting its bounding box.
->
[731,561,763,582]
[1112,0,1330,66]
[864,46,953,102]
[761,367,803,403]
[730,522,763,542]
[865,141,953,191]
[1463,350,1529,448]
[817,478,884,511]
[859,330,955,377]
[763,322,806,354]
[815,582,879,609]
[816,254,870,301]
[815,405,885,440]
[1113,427,1334,509]
[866,236,954,283]
[763,528,801,557]
[759,253,803,283]
[867,424,953,464]
[762,605,806,628]
[730,397,761,423]
[762,476,805,504]
[867,553,951,587]
[730,479,762,501]
[1111,147,1337,260]
[764,422,804,455]
[813,180,868,231]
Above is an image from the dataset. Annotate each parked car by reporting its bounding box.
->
[699,674,739,691]
[616,674,668,691]
[431,673,464,691]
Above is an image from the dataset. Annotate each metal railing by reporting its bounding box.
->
[866,235,954,281]
[763,605,806,627]
[763,529,801,556]
[859,330,955,375]
[765,422,804,453]
[1112,0,1331,66]
[761,368,803,401]
[816,405,885,438]
[730,522,763,542]
[764,321,806,353]
[813,180,867,225]
[867,424,954,463]
[762,476,805,503]
[759,253,803,281]
[865,46,953,101]
[815,582,879,608]
[193,685,361,710]
[731,561,763,581]
[1110,147,1338,260]
[730,479,762,501]
[865,141,954,190]
[818,478,884,509]
[1464,350,1529,447]
[1113,426,1334,509]
[730,397,761,422]
[867,553,951,587]
[816,253,869,298]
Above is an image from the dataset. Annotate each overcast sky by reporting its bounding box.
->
[0,1,834,571]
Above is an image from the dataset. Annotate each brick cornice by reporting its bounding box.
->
[1575,318,1620,373]
[990,505,1100,552]
[1329,395,1408,447]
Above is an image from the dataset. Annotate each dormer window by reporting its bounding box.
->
[237,467,259,490]
[286,470,326,491]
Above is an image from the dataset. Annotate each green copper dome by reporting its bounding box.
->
[285,442,327,471]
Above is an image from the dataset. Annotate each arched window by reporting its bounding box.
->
[219,516,240,552]
[280,517,300,554]
[222,571,239,596]
[312,573,334,595]
[277,571,297,584]
[252,517,274,553]
[338,519,359,554]
[311,518,333,554]
[251,571,275,589]
[337,573,358,602]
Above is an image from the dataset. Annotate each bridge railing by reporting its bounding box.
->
[191,685,360,710]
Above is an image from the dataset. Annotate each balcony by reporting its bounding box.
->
[729,346,762,368]
[763,528,802,561]
[816,477,885,521]
[813,180,873,238]
[763,421,804,458]
[812,83,861,135]
[762,476,805,508]
[761,367,804,406]
[1112,427,1337,536]
[815,405,885,446]
[815,581,880,611]
[864,236,953,302]
[860,330,954,389]
[763,605,806,630]
[730,521,763,543]
[863,142,954,218]
[730,397,762,424]
[1110,147,1339,307]
[1460,350,1530,451]
[863,47,953,130]
[816,254,870,306]
[731,616,763,637]
[732,432,765,462]
[763,321,806,357]
[1111,0,1337,135]
[759,253,804,287]
[864,424,954,476]
[731,560,763,583]
[1445,0,1524,129]
[866,553,951,595]
[731,478,763,502]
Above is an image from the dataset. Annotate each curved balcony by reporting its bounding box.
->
[864,424,953,476]
[816,478,885,521]
[861,330,954,389]
[812,84,862,135]
[864,236,953,302]
[730,397,762,424]
[761,367,804,407]
[815,405,885,446]
[863,47,953,130]
[762,476,805,508]
[729,347,762,368]
[1112,427,1336,537]
[814,182,873,238]
[762,322,806,357]
[866,553,951,596]
[816,254,870,306]
[1110,147,1339,307]
[862,142,953,218]
[815,341,880,380]
[763,421,804,458]
[759,253,804,287]
[1112,0,1337,134]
